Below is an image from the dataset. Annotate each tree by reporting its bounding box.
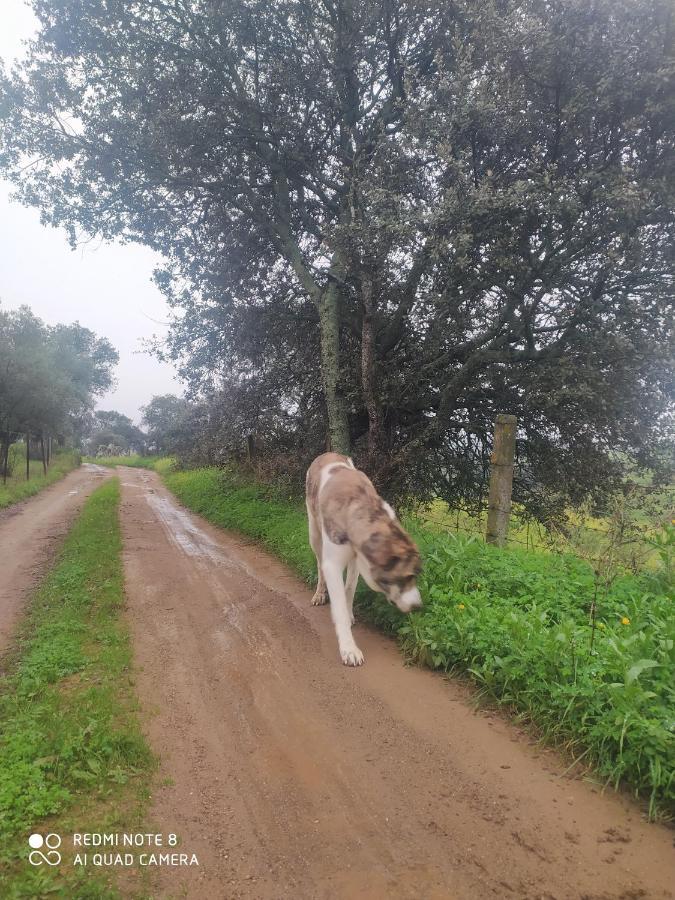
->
[141,394,190,455]
[0,305,118,479]
[85,410,146,454]
[1,1,672,516]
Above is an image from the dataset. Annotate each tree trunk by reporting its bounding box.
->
[318,281,350,455]
[2,432,9,485]
[40,434,47,475]
[361,276,384,469]
[274,174,350,455]
[26,433,30,481]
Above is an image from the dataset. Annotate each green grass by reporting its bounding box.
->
[0,449,81,510]
[161,465,674,818]
[0,479,155,898]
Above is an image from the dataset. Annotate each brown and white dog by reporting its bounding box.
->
[306,452,422,666]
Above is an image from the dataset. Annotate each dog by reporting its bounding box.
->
[306,452,422,666]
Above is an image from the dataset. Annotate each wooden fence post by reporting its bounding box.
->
[40,434,47,475]
[486,414,517,547]
[1,432,9,485]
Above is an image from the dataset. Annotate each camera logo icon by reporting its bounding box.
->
[28,833,62,866]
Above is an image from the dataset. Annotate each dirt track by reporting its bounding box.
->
[0,463,110,660]
[116,466,674,900]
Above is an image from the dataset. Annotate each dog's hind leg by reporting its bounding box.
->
[323,557,364,666]
[307,502,328,605]
[345,558,358,625]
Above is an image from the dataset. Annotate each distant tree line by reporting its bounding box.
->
[0,305,117,482]
[1,0,672,519]
[84,395,191,458]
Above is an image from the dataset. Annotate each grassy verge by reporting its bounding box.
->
[0,450,81,510]
[0,479,155,898]
[161,465,674,818]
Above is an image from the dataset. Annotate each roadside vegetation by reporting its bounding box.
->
[0,304,117,497]
[160,464,674,819]
[0,448,81,510]
[423,481,675,573]
[0,479,154,898]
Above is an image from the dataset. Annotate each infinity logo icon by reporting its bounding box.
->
[28,833,62,866]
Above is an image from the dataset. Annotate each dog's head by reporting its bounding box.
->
[361,528,422,613]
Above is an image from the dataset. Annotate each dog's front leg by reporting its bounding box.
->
[323,559,364,666]
[311,565,328,606]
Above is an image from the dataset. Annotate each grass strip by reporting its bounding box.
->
[0,478,154,899]
[0,450,81,510]
[161,465,674,819]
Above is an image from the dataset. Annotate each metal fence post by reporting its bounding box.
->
[486,414,517,547]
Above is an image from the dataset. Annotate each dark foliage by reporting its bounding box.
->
[1,0,673,518]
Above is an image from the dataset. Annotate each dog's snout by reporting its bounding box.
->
[397,587,422,613]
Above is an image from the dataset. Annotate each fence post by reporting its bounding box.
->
[40,434,47,475]
[486,414,517,547]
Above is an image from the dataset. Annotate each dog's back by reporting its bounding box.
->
[305,452,355,525]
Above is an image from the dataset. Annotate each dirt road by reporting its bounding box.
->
[0,463,110,659]
[119,467,673,900]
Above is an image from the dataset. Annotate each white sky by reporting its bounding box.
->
[0,0,183,424]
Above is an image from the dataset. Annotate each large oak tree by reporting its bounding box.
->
[1,0,672,516]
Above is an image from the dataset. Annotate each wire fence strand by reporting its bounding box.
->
[418,506,667,571]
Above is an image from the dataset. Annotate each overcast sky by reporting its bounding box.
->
[0,0,183,424]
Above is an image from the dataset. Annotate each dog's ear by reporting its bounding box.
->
[363,533,418,572]
[389,537,421,574]
[382,553,402,571]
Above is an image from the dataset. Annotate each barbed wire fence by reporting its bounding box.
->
[417,414,671,572]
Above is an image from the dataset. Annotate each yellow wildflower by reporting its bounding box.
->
[457,603,466,610]
[621,617,630,625]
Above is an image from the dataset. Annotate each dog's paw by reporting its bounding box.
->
[311,592,328,606]
[340,645,364,667]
